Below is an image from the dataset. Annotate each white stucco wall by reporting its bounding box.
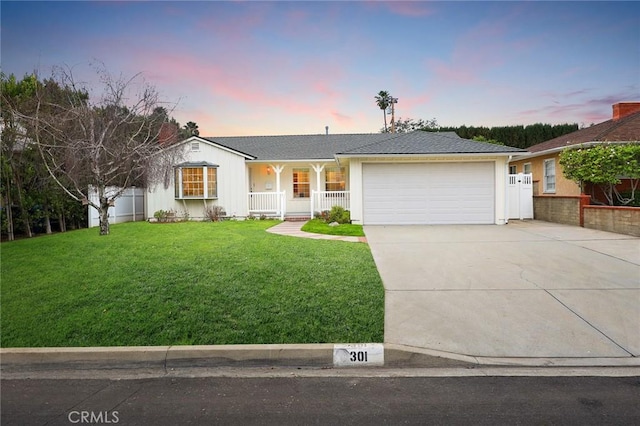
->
[145,138,249,220]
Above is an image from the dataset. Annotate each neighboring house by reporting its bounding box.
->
[145,131,524,225]
[509,102,640,199]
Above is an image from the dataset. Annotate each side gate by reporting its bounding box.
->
[508,173,533,220]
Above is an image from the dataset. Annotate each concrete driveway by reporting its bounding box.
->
[364,221,640,362]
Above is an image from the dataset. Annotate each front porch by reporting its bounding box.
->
[248,190,350,220]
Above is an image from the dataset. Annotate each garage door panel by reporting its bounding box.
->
[363,162,495,225]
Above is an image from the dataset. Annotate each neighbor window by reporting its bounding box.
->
[175,164,218,199]
[523,163,532,174]
[509,165,517,174]
[543,159,556,193]
[325,167,346,191]
[293,168,310,198]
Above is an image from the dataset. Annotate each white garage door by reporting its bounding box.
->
[363,162,495,225]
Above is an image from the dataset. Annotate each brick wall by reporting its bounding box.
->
[533,196,586,226]
[583,206,640,237]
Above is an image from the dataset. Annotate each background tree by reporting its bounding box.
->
[380,117,438,133]
[1,73,39,240]
[181,121,200,138]
[559,144,640,206]
[11,66,182,235]
[432,123,578,149]
[472,135,504,145]
[374,90,391,132]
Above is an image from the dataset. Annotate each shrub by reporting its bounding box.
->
[204,205,227,222]
[325,206,350,224]
[153,209,177,223]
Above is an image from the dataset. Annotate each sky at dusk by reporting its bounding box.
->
[2,1,639,136]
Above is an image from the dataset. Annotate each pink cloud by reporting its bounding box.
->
[331,111,353,125]
[133,47,352,135]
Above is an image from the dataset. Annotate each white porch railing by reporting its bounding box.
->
[311,190,350,217]
[248,191,286,220]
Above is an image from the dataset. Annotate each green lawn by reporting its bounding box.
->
[0,221,384,348]
[301,219,365,237]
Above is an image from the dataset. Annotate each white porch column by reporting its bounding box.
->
[271,164,285,194]
[271,164,285,219]
[311,163,325,193]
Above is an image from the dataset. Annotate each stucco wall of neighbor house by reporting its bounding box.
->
[533,195,586,226]
[348,156,509,225]
[583,206,640,237]
[510,155,581,197]
[145,141,249,220]
[248,161,347,215]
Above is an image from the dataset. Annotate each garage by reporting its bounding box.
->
[362,162,495,225]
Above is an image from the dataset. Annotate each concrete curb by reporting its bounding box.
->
[2,344,638,374]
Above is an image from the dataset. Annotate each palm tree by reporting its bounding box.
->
[375,90,391,132]
[184,121,199,136]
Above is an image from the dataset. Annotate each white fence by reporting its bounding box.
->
[88,186,145,228]
[508,173,533,220]
[248,191,286,220]
[311,190,350,217]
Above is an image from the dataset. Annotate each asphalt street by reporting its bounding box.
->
[3,375,639,425]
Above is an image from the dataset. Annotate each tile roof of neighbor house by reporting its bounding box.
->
[526,110,640,154]
[204,131,523,161]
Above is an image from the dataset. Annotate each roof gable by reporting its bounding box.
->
[175,136,256,159]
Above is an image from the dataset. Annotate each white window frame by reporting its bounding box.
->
[175,165,218,199]
[293,168,310,198]
[543,159,556,193]
[509,165,517,174]
[325,167,346,192]
[523,162,532,174]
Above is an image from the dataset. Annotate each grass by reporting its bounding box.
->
[0,220,383,347]
[301,219,365,237]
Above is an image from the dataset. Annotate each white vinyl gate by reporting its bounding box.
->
[507,173,533,219]
[88,186,145,228]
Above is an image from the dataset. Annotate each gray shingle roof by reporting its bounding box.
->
[337,131,524,155]
[204,131,523,161]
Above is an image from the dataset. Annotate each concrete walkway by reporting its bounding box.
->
[365,221,640,363]
[267,220,367,243]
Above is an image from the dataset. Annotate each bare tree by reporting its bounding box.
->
[13,65,182,235]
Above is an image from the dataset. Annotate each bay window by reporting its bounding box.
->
[174,162,218,199]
